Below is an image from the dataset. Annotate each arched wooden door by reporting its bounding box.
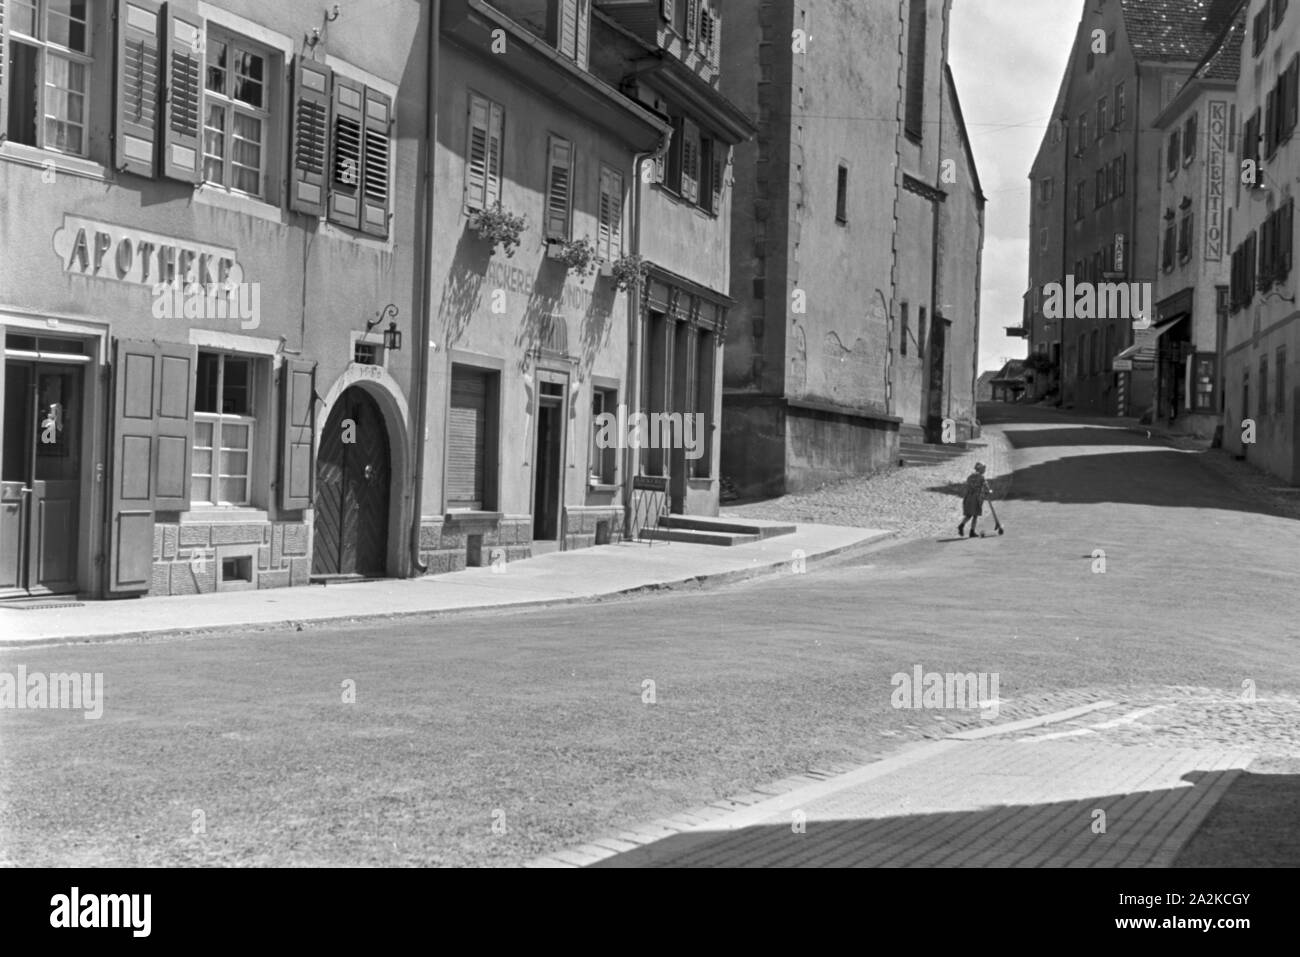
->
[313,387,390,578]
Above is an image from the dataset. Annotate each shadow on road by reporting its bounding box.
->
[587,767,1299,867]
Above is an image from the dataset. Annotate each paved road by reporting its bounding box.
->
[2,405,1297,866]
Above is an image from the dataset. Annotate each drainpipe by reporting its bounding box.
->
[623,132,672,539]
[409,0,441,575]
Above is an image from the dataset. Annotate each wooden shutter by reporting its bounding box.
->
[328,74,364,230]
[361,87,392,237]
[486,100,503,207]
[708,8,721,72]
[660,0,674,22]
[109,339,195,593]
[1284,198,1295,277]
[608,169,623,256]
[1287,55,1299,137]
[575,0,590,70]
[289,57,332,217]
[465,94,489,209]
[546,136,573,240]
[558,0,577,59]
[1265,88,1277,156]
[448,368,487,510]
[161,1,204,183]
[597,167,612,259]
[114,0,162,177]
[685,0,698,43]
[280,359,316,510]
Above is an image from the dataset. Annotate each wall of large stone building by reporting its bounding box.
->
[891,0,952,435]
[720,0,792,398]
[938,78,983,437]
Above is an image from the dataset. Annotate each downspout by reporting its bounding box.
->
[410,0,441,575]
[623,132,673,539]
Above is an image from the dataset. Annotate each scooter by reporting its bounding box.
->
[986,497,1005,535]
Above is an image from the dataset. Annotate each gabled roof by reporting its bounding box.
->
[1192,2,1247,81]
[1119,0,1244,63]
[944,64,986,206]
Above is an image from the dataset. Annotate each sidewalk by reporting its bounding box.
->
[0,520,893,646]
[532,701,1258,868]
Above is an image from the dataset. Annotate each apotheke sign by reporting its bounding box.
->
[52,216,246,290]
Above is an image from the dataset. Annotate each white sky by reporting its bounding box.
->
[949,0,1082,373]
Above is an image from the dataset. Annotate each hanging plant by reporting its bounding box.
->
[606,253,649,293]
[467,202,527,258]
[555,236,599,276]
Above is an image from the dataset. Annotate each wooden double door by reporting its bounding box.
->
[1,360,83,596]
[312,387,390,578]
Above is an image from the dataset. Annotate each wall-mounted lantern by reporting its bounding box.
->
[365,303,402,351]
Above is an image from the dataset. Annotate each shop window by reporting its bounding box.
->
[448,365,498,511]
[3,0,94,155]
[597,164,623,260]
[464,91,504,212]
[1192,354,1217,412]
[590,386,617,485]
[193,352,257,507]
[545,134,574,241]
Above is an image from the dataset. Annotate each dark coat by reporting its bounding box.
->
[962,472,991,518]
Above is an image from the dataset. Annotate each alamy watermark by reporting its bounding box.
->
[891,665,1000,720]
[594,405,705,460]
[0,667,103,719]
[1042,277,1154,328]
[151,280,261,330]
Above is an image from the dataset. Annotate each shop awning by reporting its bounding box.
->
[1113,316,1187,366]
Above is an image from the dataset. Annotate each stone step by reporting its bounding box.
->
[640,527,762,546]
[658,516,797,539]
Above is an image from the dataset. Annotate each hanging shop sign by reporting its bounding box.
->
[51,216,246,290]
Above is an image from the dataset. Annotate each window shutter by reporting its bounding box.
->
[109,339,195,593]
[1265,88,1277,155]
[686,0,698,43]
[486,101,503,206]
[280,359,316,510]
[361,87,391,237]
[546,136,573,240]
[575,0,589,70]
[711,142,724,214]
[161,1,204,183]
[597,167,612,259]
[1287,55,1299,136]
[288,58,332,217]
[609,170,623,256]
[448,369,487,510]
[661,0,674,22]
[708,9,721,72]
[115,0,163,177]
[558,0,577,59]
[1284,198,1295,276]
[328,74,365,231]
[465,94,489,209]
